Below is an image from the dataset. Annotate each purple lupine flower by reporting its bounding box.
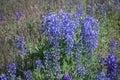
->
[15,10,22,21]
[105,51,117,80]
[108,40,116,48]
[35,59,42,70]
[59,10,77,55]
[97,54,105,68]
[108,40,117,53]
[96,3,107,16]
[14,36,29,55]
[96,71,110,80]
[23,70,32,80]
[62,73,71,80]
[41,12,61,46]
[74,3,82,21]
[80,15,99,56]
[44,51,52,78]
[114,0,119,5]
[0,13,3,21]
[74,44,81,71]
[86,5,94,17]
[14,36,23,49]
[51,46,61,80]
[76,65,85,77]
[0,75,7,80]
[6,63,16,79]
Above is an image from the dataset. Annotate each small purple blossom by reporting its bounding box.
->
[62,73,71,80]
[74,3,82,21]
[35,59,42,70]
[6,63,16,79]
[105,51,117,80]
[96,71,110,80]
[0,75,7,80]
[15,10,22,21]
[23,70,32,80]
[14,36,29,55]
[86,5,94,17]
[51,46,61,79]
[76,66,85,77]
[0,13,3,21]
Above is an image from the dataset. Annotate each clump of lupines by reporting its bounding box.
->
[6,63,16,79]
[14,36,29,55]
[97,54,105,69]
[0,75,7,80]
[62,73,71,80]
[105,51,117,80]
[35,59,42,70]
[41,10,78,55]
[96,71,110,80]
[23,70,32,80]
[80,15,99,56]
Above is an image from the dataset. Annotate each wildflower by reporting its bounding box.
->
[0,75,7,80]
[62,73,71,80]
[6,63,16,79]
[114,0,119,5]
[97,54,105,68]
[105,51,117,80]
[76,65,85,77]
[44,51,52,78]
[0,13,3,21]
[23,70,32,80]
[15,10,22,21]
[14,36,29,55]
[35,59,42,70]
[74,3,82,22]
[51,46,61,80]
[80,16,99,56]
[86,5,94,17]
[108,40,116,53]
[96,71,110,80]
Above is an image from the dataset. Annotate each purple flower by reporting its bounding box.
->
[108,40,117,53]
[35,59,42,70]
[97,54,105,68]
[62,73,71,80]
[15,10,22,21]
[0,75,7,80]
[74,3,82,22]
[96,71,110,80]
[14,36,29,55]
[6,63,16,79]
[86,5,94,17]
[80,16,99,55]
[114,0,119,5]
[0,13,3,21]
[44,51,52,78]
[76,66,85,77]
[51,46,61,79]
[105,51,117,80]
[23,70,32,80]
